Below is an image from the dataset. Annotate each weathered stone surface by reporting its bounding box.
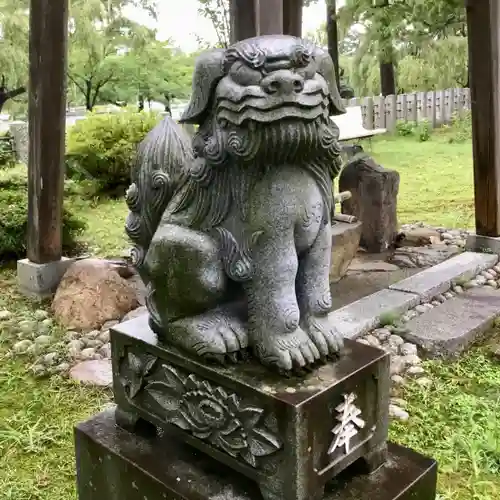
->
[70,360,112,387]
[330,221,363,283]
[339,155,400,253]
[52,259,139,331]
[328,288,420,339]
[390,245,461,268]
[121,306,148,323]
[402,287,500,358]
[390,252,498,301]
[466,234,500,254]
[75,411,437,500]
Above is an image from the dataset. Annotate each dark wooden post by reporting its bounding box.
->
[27,0,69,263]
[466,0,500,236]
[230,0,257,43]
[326,0,340,90]
[283,0,302,37]
[255,0,283,35]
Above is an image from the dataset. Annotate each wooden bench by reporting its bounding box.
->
[331,106,387,157]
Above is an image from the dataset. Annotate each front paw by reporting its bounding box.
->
[253,327,321,372]
[302,315,344,358]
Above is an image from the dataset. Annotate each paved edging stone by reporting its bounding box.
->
[389,252,498,301]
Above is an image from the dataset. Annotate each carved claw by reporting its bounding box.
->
[302,315,344,358]
[254,327,322,373]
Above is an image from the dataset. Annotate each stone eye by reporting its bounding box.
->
[229,61,262,86]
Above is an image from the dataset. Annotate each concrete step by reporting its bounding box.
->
[402,287,500,358]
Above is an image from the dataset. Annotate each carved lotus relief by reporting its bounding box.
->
[119,352,282,467]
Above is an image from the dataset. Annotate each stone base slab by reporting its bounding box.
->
[330,221,363,283]
[75,410,438,500]
[17,257,75,300]
[111,317,390,500]
[466,234,500,254]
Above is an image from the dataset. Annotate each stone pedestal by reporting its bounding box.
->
[75,410,438,500]
[110,315,390,500]
[17,257,75,300]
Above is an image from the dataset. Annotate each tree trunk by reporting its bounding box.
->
[138,94,144,112]
[326,0,340,91]
[85,81,93,111]
[379,61,396,96]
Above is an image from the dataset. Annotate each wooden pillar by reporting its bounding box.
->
[255,0,283,35]
[466,0,500,236]
[326,0,340,90]
[283,0,302,37]
[230,0,257,43]
[27,0,69,263]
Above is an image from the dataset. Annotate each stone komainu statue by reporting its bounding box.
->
[125,35,346,373]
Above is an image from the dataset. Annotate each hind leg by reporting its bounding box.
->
[144,224,248,360]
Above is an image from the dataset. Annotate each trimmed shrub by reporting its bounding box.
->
[65,111,161,195]
[0,133,16,169]
[0,169,87,260]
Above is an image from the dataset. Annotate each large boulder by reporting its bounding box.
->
[52,259,139,331]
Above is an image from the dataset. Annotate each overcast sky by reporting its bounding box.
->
[126,0,344,52]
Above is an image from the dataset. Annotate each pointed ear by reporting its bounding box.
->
[313,47,346,116]
[179,49,226,125]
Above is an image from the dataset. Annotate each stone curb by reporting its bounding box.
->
[388,252,498,301]
[331,252,499,340]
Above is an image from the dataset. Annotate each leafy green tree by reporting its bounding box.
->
[198,0,230,48]
[0,1,29,113]
[67,0,158,110]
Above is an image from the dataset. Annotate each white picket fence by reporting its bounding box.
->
[342,88,471,131]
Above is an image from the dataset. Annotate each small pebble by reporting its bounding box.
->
[373,328,391,341]
[435,294,447,303]
[407,366,426,377]
[81,347,96,359]
[13,339,33,353]
[0,310,12,321]
[19,320,37,334]
[452,285,464,294]
[415,377,432,387]
[85,339,103,349]
[98,331,110,344]
[34,335,52,346]
[431,300,441,307]
[487,269,498,277]
[389,404,409,422]
[494,265,500,274]
[390,356,406,376]
[463,280,479,289]
[422,303,434,311]
[388,335,404,346]
[364,334,381,347]
[26,344,41,356]
[34,309,49,320]
[31,365,47,378]
[101,320,119,331]
[65,331,80,341]
[86,330,101,340]
[43,352,58,366]
[444,292,454,299]
[487,280,498,289]
[415,305,427,314]
[68,339,84,351]
[400,314,411,323]
[99,343,112,359]
[400,343,418,356]
[68,347,81,358]
[285,387,296,394]
[55,362,70,373]
[403,354,422,366]
[476,275,487,285]
[482,271,495,280]
[442,233,453,240]
[390,397,407,407]
[406,310,418,320]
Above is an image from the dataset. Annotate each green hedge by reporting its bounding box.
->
[65,111,161,195]
[0,169,86,260]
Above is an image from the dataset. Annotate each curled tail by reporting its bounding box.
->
[125,116,194,277]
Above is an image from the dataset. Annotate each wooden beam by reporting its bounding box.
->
[283,0,302,37]
[326,0,340,89]
[27,0,69,263]
[467,0,500,236]
[255,0,283,35]
[230,0,257,43]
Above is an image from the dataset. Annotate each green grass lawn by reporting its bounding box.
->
[1,131,497,500]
